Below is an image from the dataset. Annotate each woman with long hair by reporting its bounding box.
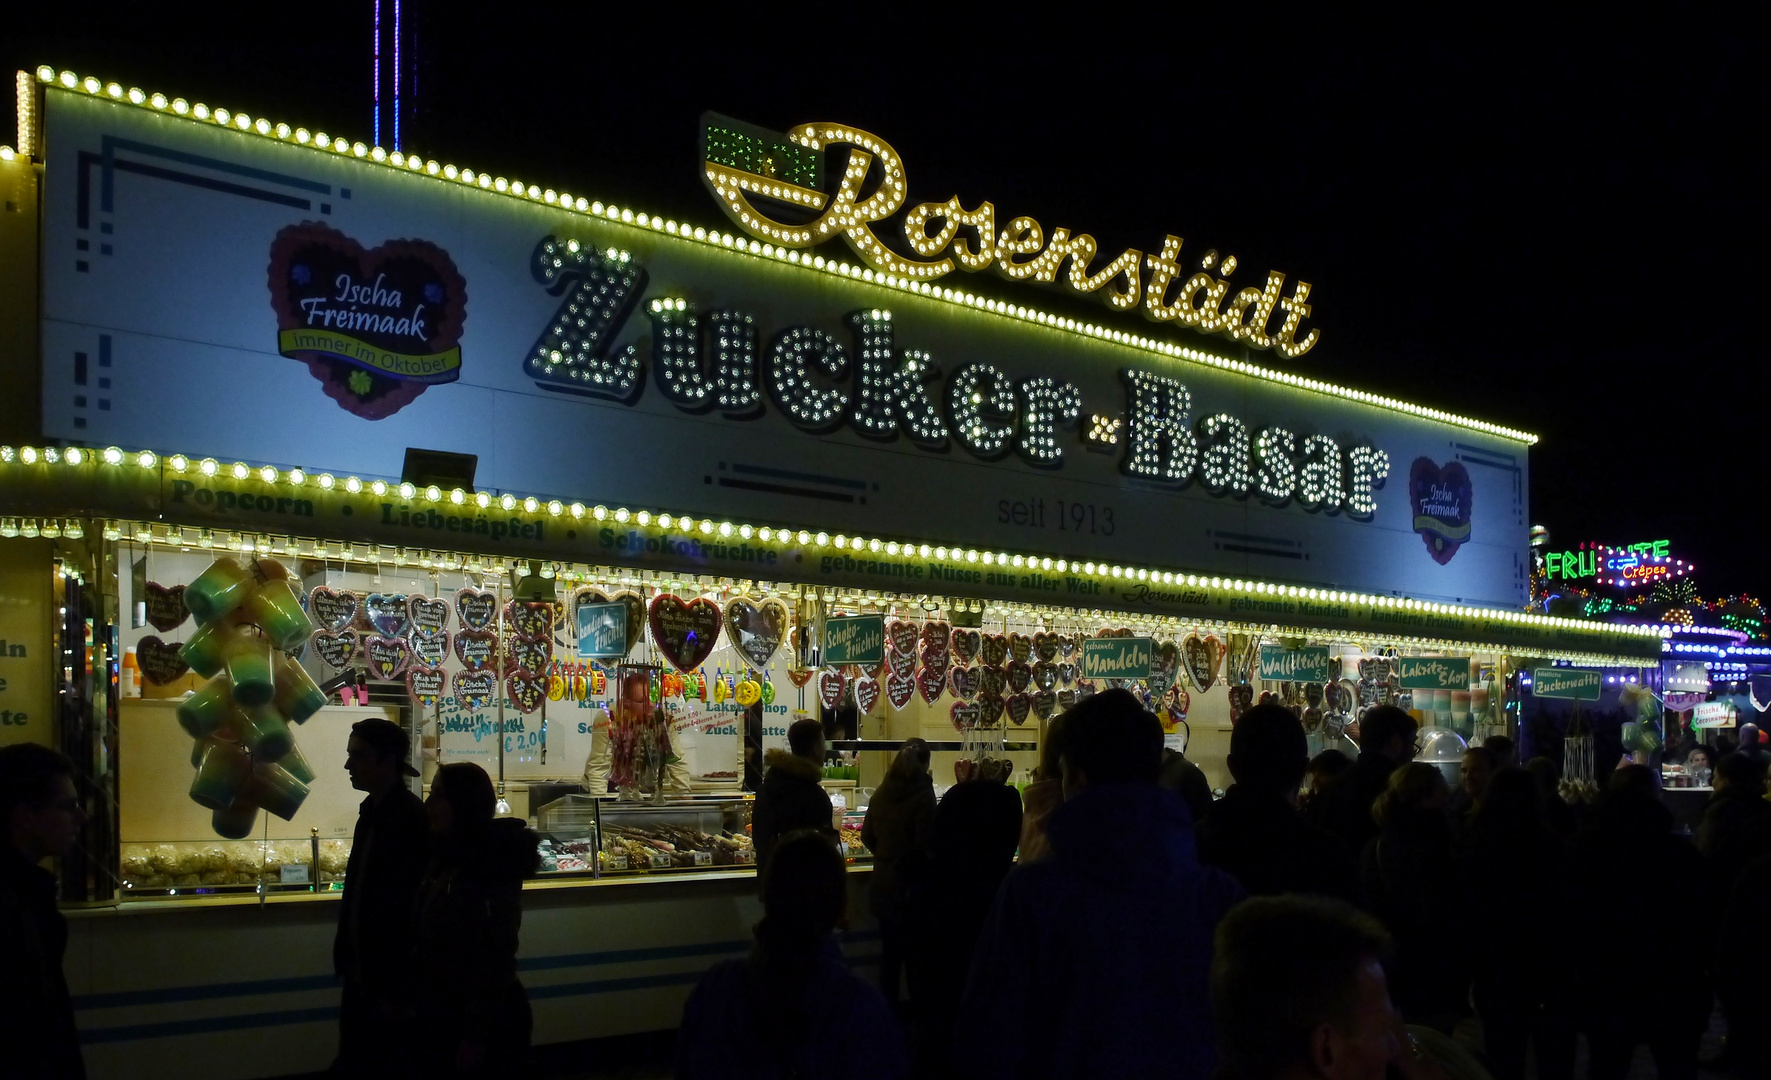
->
[861,738,935,1005]
[413,762,541,1077]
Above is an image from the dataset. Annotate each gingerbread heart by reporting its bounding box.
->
[886,671,916,710]
[1058,635,1079,658]
[456,587,497,631]
[455,629,498,670]
[921,642,951,683]
[508,635,552,674]
[948,665,979,700]
[980,634,1009,667]
[1008,633,1033,663]
[1228,683,1254,724]
[1150,640,1182,695]
[725,596,789,671]
[144,582,189,633]
[976,692,1006,726]
[572,587,644,658]
[1007,660,1033,693]
[916,665,945,704]
[1058,688,1078,709]
[853,675,882,715]
[410,632,450,668]
[649,595,723,672]
[136,635,190,685]
[453,669,497,710]
[311,628,361,672]
[887,648,917,678]
[787,668,815,688]
[950,700,982,730]
[308,587,360,632]
[887,619,920,656]
[1032,631,1060,661]
[1033,661,1058,692]
[505,600,552,641]
[920,621,951,655]
[366,594,410,638]
[1096,626,1133,638]
[506,667,545,713]
[817,668,847,711]
[406,664,445,709]
[978,665,1008,699]
[407,595,450,638]
[366,635,409,680]
[1031,688,1058,719]
[951,628,981,665]
[1184,633,1223,692]
[1058,662,1078,685]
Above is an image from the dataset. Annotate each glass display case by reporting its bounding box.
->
[533,794,755,876]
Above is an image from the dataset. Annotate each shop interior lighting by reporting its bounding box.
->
[28,65,1537,446]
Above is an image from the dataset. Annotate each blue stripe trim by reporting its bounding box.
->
[80,1006,338,1045]
[102,136,332,195]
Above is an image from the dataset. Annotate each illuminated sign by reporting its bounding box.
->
[1543,540,1690,588]
[701,116,1319,358]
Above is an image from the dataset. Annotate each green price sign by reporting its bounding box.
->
[1259,645,1330,683]
[822,615,884,666]
[1397,657,1471,690]
[1531,667,1603,701]
[1081,637,1154,680]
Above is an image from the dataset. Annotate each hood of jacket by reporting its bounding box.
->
[763,747,824,786]
[1044,783,1202,888]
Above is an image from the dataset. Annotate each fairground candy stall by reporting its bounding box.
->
[0,68,1660,1080]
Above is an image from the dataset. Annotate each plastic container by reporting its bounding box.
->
[224,631,275,707]
[211,801,259,839]
[247,579,313,651]
[279,742,317,784]
[184,557,255,625]
[273,654,326,723]
[189,740,252,809]
[179,620,232,680]
[175,678,234,738]
[238,704,294,762]
[248,763,311,821]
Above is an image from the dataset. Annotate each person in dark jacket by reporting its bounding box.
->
[677,830,908,1079]
[1309,705,1417,852]
[751,719,835,873]
[334,717,431,1078]
[1158,745,1214,824]
[953,689,1242,1080]
[1460,768,1575,1080]
[903,757,1023,1077]
[1359,762,1466,1032]
[1,744,89,1080]
[860,738,935,1004]
[1197,704,1359,902]
[1696,751,1771,912]
[1717,852,1771,1078]
[412,762,540,1077]
[1575,765,1709,1080]
[1017,712,1067,863]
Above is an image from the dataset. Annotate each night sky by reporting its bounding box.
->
[11,11,1766,599]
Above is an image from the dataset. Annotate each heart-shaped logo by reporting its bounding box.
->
[366,635,410,681]
[506,667,545,713]
[978,665,1008,699]
[948,665,979,700]
[817,669,848,711]
[505,600,553,641]
[951,628,981,665]
[980,634,1010,667]
[407,595,450,638]
[1007,660,1033,693]
[977,692,1006,727]
[406,664,445,709]
[950,700,982,730]
[508,635,552,674]
[887,619,920,656]
[887,648,917,678]
[572,587,644,658]
[920,643,951,684]
[886,671,916,710]
[366,594,410,638]
[724,597,789,671]
[410,632,450,668]
[1410,457,1473,565]
[916,665,946,704]
[1008,633,1033,663]
[1184,634,1223,692]
[1032,688,1058,719]
[1150,640,1182,695]
[1033,632,1059,661]
[920,621,951,655]
[308,587,360,632]
[311,628,361,671]
[787,668,815,688]
[455,629,498,670]
[1033,661,1058,691]
[853,675,882,714]
[648,595,724,672]
[143,582,189,633]
[268,221,468,420]
[136,635,191,685]
[453,669,497,710]
[1228,684,1254,724]
[456,587,497,631]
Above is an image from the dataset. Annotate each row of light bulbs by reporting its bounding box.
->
[32,65,1539,446]
[0,441,1664,651]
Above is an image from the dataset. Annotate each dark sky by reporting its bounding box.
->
[12,10,1766,599]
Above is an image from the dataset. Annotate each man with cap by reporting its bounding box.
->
[333,717,430,1077]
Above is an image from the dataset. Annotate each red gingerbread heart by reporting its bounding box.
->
[787,668,815,688]
[886,671,916,710]
[455,629,498,671]
[366,635,409,681]
[406,664,445,709]
[407,595,450,637]
[456,587,497,631]
[977,665,1008,699]
[817,669,848,711]
[1005,692,1032,726]
[311,628,360,671]
[916,665,946,704]
[648,595,723,672]
[887,619,920,656]
[920,621,951,655]
[1007,660,1033,693]
[1008,633,1033,663]
[976,692,1006,726]
[853,675,882,715]
[136,635,190,685]
[267,221,468,420]
[887,648,917,678]
[453,669,497,710]
[505,600,553,641]
[950,628,981,665]
[921,642,951,684]
[1032,632,1060,661]
[950,700,982,730]
[410,632,450,668]
[508,635,552,674]
[948,665,979,700]
[1031,689,1058,719]
[980,634,1009,667]
[507,667,545,713]
[144,582,189,633]
[309,587,360,632]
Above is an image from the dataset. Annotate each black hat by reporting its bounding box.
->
[350,717,420,777]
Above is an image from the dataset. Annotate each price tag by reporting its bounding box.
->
[279,864,311,884]
[648,852,673,869]
[601,853,629,871]
[733,849,754,865]
[691,850,712,866]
